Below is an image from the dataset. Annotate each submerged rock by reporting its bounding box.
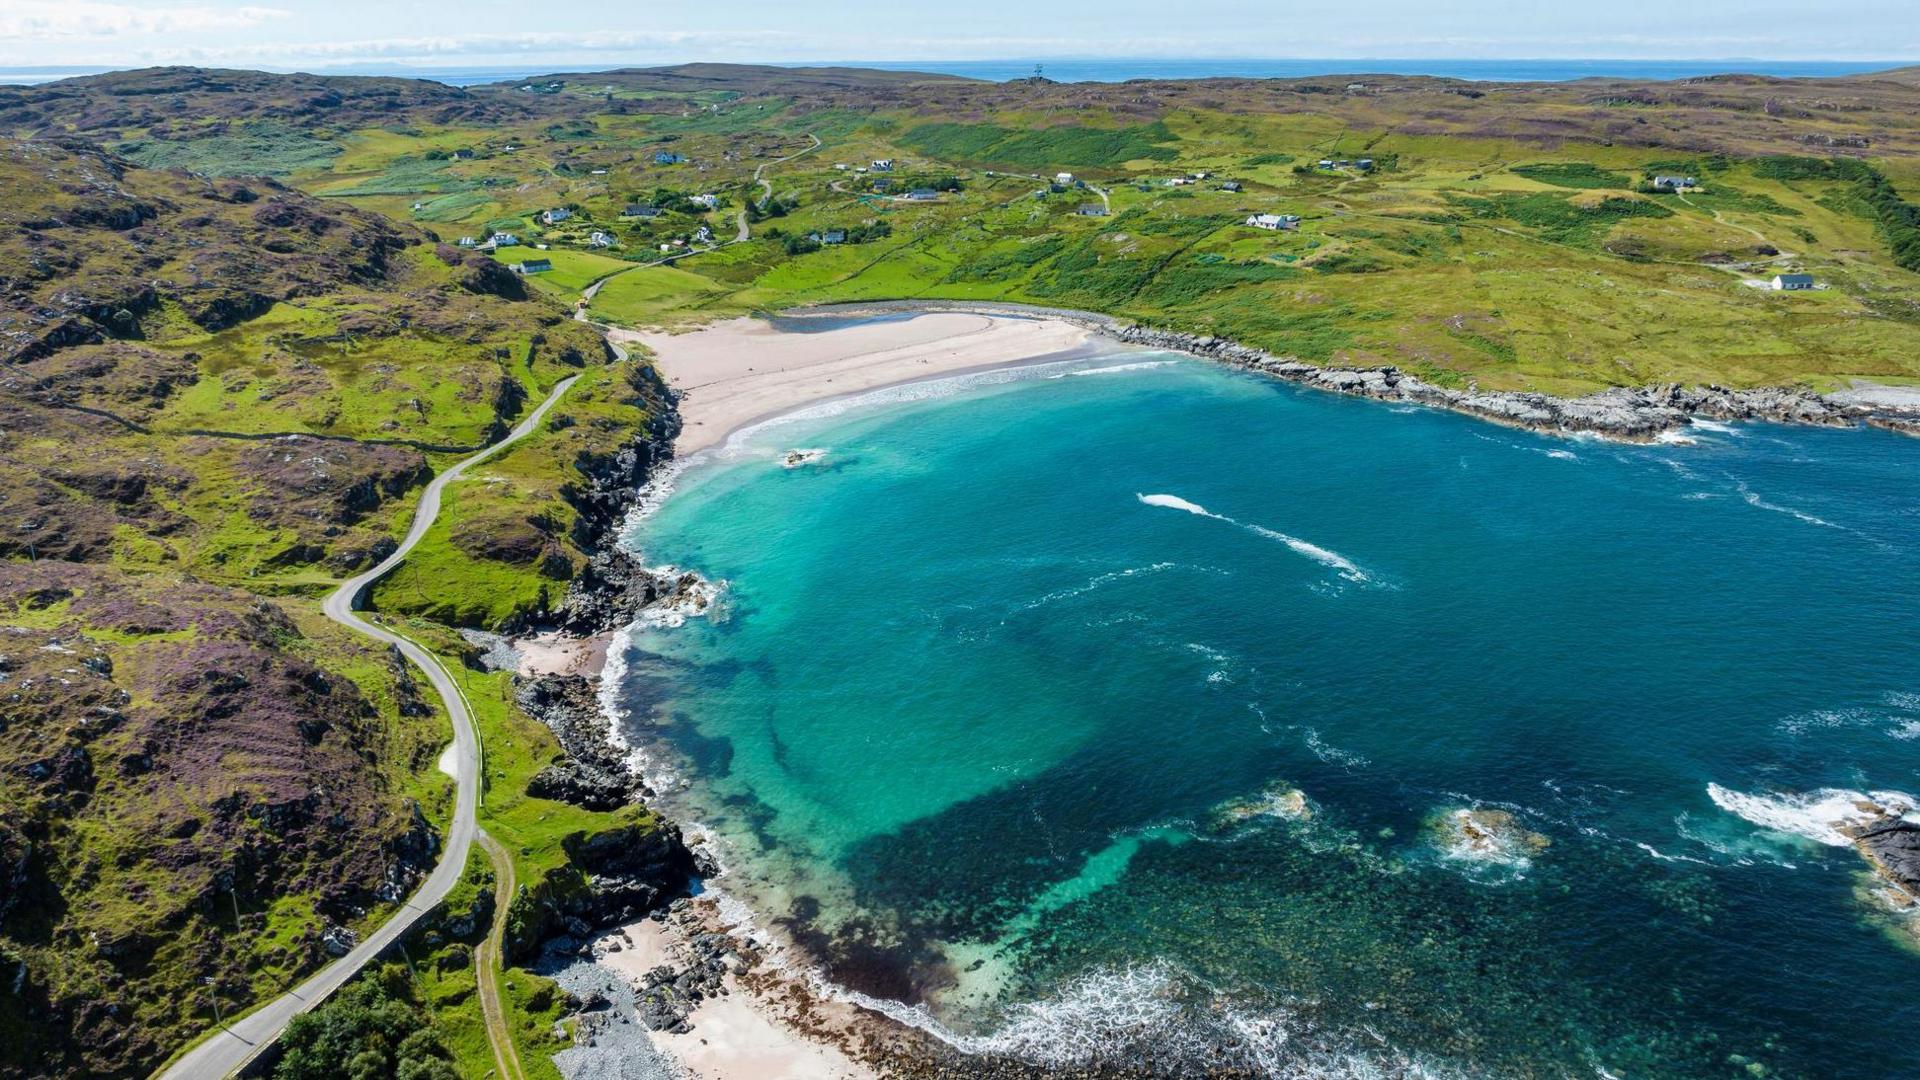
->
[1430,808,1551,866]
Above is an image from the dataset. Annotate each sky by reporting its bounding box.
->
[1,0,1916,72]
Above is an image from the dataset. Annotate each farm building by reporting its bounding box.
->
[1221,181,1242,192]
[1246,213,1301,231]
[908,188,938,200]
[512,259,553,275]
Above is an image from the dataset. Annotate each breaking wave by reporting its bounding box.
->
[1706,784,1920,847]
[833,960,1458,1078]
[1137,493,1373,584]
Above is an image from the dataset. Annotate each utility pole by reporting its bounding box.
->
[204,976,226,1032]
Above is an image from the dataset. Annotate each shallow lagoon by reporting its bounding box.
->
[612,352,1920,1077]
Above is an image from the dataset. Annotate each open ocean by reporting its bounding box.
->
[1,58,1909,87]
[609,349,1920,1077]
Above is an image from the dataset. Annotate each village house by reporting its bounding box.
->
[690,193,720,210]
[488,231,520,247]
[655,151,685,165]
[809,229,848,245]
[588,231,616,248]
[872,177,894,192]
[622,205,662,219]
[871,158,895,171]
[1246,213,1300,231]
[1078,203,1108,216]
[511,258,553,275]
[1056,172,1075,185]
[457,236,478,247]
[1652,175,1698,191]
[541,208,571,225]
[908,188,939,200]
[693,225,713,243]
[451,148,475,160]
[1772,273,1816,290]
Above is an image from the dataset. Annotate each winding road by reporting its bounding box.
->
[154,375,581,1080]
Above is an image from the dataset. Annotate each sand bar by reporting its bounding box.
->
[616,312,1096,455]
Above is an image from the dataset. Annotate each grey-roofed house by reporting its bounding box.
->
[1078,204,1108,216]
[1651,175,1697,191]
[512,258,553,274]
[541,208,571,225]
[908,188,938,200]
[1246,213,1300,231]
[655,151,685,165]
[622,205,662,219]
[1772,273,1815,290]
[1220,181,1242,192]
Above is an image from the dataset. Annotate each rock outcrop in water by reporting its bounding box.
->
[1113,325,1920,441]
[1839,803,1920,901]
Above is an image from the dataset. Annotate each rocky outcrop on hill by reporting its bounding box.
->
[0,562,443,1080]
[1113,325,1920,440]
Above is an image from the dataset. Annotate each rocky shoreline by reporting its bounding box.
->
[514,305,1920,1078]
[789,300,1920,442]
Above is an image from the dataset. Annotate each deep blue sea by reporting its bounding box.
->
[609,347,1920,1077]
[2,58,1910,87]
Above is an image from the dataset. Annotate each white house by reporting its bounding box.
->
[489,232,520,247]
[1056,172,1075,184]
[541,208,572,225]
[690,193,720,210]
[1771,273,1815,290]
[871,159,895,171]
[1246,213,1300,231]
[588,231,616,248]
[693,225,713,243]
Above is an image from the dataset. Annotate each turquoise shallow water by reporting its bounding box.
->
[612,348,1920,1077]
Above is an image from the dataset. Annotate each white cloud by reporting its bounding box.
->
[0,2,289,40]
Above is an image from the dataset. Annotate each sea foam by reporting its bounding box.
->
[1706,784,1920,847]
[1136,493,1372,584]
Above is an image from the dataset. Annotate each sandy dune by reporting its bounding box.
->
[616,312,1094,455]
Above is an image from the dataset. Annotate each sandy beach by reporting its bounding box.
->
[615,312,1096,455]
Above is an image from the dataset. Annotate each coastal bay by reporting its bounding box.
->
[582,313,1920,1078]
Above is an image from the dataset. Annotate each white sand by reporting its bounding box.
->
[595,918,875,1080]
[617,312,1094,455]
[508,630,608,678]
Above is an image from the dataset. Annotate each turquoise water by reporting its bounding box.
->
[612,350,1920,1077]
